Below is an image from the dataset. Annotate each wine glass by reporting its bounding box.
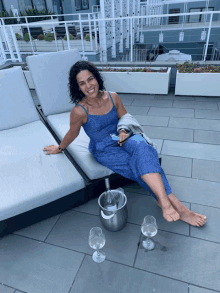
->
[89,227,106,263]
[141,216,158,250]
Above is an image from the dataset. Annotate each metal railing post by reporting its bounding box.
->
[24,17,35,54]
[203,12,213,61]
[79,14,85,59]
[88,14,93,51]
[51,16,59,52]
[64,22,70,50]
[130,18,133,62]
[93,13,98,51]
[9,26,22,62]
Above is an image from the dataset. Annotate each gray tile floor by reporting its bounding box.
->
[1,88,220,293]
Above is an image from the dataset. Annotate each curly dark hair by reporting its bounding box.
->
[68,60,106,105]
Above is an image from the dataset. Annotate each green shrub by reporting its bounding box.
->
[63,33,74,41]
[16,33,22,40]
[37,34,45,40]
[23,32,34,42]
[19,6,56,23]
[0,9,18,25]
[44,32,55,41]
[84,34,94,41]
[176,61,220,73]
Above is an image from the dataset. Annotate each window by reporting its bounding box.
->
[168,9,180,24]
[18,0,47,13]
[188,7,214,23]
[75,0,89,10]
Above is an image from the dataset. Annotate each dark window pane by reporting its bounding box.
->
[189,8,201,23]
[169,9,180,24]
[82,0,89,10]
[18,0,33,13]
[75,0,81,10]
[32,0,46,10]
[201,7,214,22]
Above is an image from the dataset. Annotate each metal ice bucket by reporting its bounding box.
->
[98,187,128,232]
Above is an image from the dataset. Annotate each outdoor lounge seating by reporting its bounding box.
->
[0,53,137,237]
[26,49,117,182]
[55,26,77,39]
[0,66,88,237]
[22,27,44,38]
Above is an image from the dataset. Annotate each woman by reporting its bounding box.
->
[43,61,207,227]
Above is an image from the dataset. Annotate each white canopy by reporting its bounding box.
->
[155,50,192,62]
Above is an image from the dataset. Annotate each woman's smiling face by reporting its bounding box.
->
[76,70,99,99]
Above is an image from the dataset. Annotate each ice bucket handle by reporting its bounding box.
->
[101,210,115,220]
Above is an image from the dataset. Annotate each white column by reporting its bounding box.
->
[126,0,129,48]
[203,12,213,61]
[111,0,116,58]
[99,0,107,63]
[119,0,123,53]
[88,14,94,51]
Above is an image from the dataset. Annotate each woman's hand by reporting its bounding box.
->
[118,130,129,147]
[43,145,62,155]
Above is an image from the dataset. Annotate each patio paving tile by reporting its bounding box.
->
[119,93,155,100]
[173,101,218,110]
[135,230,220,291]
[195,97,220,102]
[126,191,190,236]
[142,125,194,142]
[13,214,61,241]
[190,204,220,243]
[133,114,169,126]
[160,155,192,177]
[119,97,134,105]
[70,255,188,293]
[189,284,219,293]
[73,197,99,215]
[148,106,195,118]
[0,284,15,293]
[162,140,220,162]
[192,159,220,182]
[45,211,141,267]
[195,109,220,120]
[165,175,220,208]
[131,99,173,107]
[155,95,195,101]
[0,234,84,293]
[125,105,150,115]
[194,130,220,145]
[169,117,220,132]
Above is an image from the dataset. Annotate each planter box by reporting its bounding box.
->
[23,70,35,89]
[62,39,96,51]
[35,40,63,52]
[16,40,36,52]
[175,70,220,96]
[100,67,171,94]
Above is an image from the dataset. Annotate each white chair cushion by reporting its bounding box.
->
[0,120,86,221]
[0,66,39,131]
[47,113,114,180]
[26,49,81,117]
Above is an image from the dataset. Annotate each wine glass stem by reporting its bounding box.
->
[97,249,100,257]
[147,237,151,246]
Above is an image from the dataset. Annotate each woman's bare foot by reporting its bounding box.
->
[160,201,180,222]
[158,194,207,227]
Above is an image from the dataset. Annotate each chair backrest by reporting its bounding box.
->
[0,66,39,131]
[26,49,81,117]
[55,26,77,38]
[22,27,44,38]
